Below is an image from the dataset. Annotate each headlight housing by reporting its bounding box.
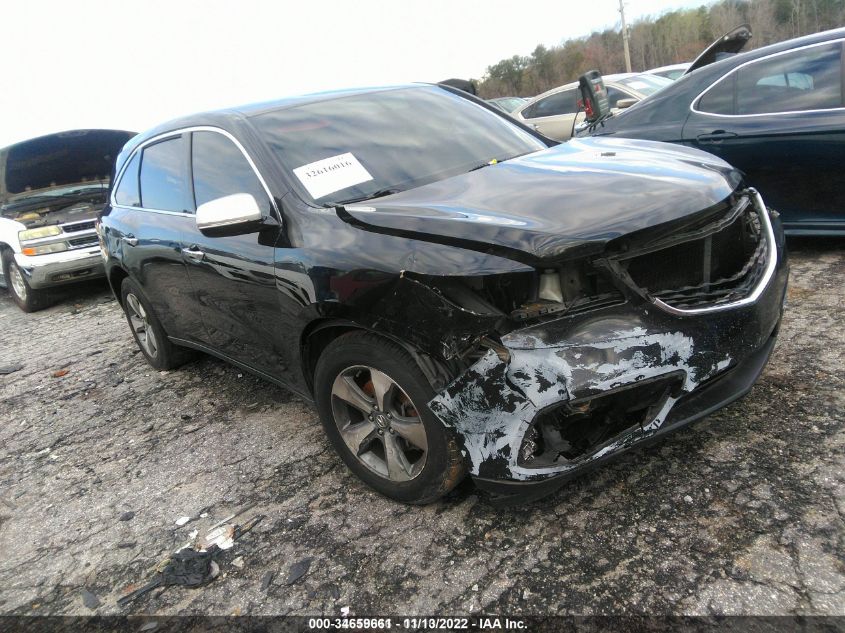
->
[18,225,62,241]
[21,243,68,256]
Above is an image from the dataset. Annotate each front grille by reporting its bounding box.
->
[68,236,98,248]
[622,196,768,310]
[61,220,96,233]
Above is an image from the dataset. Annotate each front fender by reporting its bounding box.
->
[0,217,26,252]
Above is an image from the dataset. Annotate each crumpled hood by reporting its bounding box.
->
[340,137,742,262]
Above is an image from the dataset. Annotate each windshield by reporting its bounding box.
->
[494,97,527,112]
[615,74,673,96]
[253,86,547,205]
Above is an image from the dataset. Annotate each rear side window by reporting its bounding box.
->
[191,131,271,214]
[522,89,577,119]
[698,42,843,115]
[737,43,842,114]
[114,153,141,207]
[139,136,188,212]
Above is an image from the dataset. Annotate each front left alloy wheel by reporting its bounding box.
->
[314,332,466,504]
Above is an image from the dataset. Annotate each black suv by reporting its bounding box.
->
[100,84,788,504]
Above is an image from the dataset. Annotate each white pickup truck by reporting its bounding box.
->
[0,129,135,311]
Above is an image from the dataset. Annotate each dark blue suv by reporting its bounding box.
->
[583,27,845,236]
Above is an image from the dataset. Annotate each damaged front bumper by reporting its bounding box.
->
[428,192,789,501]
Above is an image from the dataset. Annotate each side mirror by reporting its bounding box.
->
[616,98,637,110]
[196,193,264,236]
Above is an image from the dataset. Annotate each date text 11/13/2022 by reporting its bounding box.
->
[307,616,527,629]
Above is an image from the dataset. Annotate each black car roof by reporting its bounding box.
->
[602,26,845,130]
[123,84,426,154]
[691,26,845,78]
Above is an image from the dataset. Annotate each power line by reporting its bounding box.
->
[619,0,632,72]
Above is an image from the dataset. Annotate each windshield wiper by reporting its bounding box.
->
[468,150,534,173]
[13,188,106,205]
[333,188,403,206]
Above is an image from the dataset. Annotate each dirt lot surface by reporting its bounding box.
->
[0,239,843,617]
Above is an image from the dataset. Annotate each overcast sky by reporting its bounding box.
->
[0,0,707,148]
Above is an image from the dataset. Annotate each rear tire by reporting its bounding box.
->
[120,277,195,370]
[314,332,466,504]
[2,249,50,312]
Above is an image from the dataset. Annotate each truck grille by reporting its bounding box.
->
[61,220,97,233]
[68,236,99,249]
[620,195,770,311]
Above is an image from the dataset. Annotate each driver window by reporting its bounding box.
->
[191,131,272,214]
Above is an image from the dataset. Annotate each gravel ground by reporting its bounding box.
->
[0,238,843,617]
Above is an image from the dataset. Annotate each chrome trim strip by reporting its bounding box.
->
[109,204,191,217]
[651,189,777,316]
[109,125,281,219]
[690,38,845,118]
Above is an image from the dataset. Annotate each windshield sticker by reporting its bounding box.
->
[627,81,649,90]
[292,153,373,200]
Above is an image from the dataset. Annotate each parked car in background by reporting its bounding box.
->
[486,96,528,113]
[644,62,691,80]
[100,84,786,504]
[581,27,845,235]
[511,72,672,140]
[0,129,136,311]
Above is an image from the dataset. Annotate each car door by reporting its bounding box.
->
[683,39,845,231]
[182,129,287,378]
[110,134,205,341]
[516,88,581,140]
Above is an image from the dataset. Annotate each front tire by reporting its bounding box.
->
[120,277,194,370]
[314,332,466,504]
[2,249,49,312]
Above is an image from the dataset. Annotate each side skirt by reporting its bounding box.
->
[168,336,316,405]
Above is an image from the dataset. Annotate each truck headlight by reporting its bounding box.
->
[19,225,62,241]
[21,243,68,256]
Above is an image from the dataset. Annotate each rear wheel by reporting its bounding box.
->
[314,332,466,503]
[120,277,195,370]
[1,249,49,312]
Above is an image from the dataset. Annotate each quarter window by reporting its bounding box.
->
[521,89,578,119]
[114,152,141,207]
[191,132,271,214]
[698,74,735,115]
[139,137,189,212]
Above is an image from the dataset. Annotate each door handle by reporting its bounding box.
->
[696,130,738,143]
[182,246,205,262]
[121,235,138,246]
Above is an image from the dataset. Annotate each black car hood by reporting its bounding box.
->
[685,24,752,75]
[339,137,742,263]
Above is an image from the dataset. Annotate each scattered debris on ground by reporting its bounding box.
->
[117,512,265,607]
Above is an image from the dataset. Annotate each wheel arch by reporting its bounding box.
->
[107,264,130,305]
[0,242,11,287]
[301,319,455,398]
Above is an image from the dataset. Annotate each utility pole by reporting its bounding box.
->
[619,0,632,73]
